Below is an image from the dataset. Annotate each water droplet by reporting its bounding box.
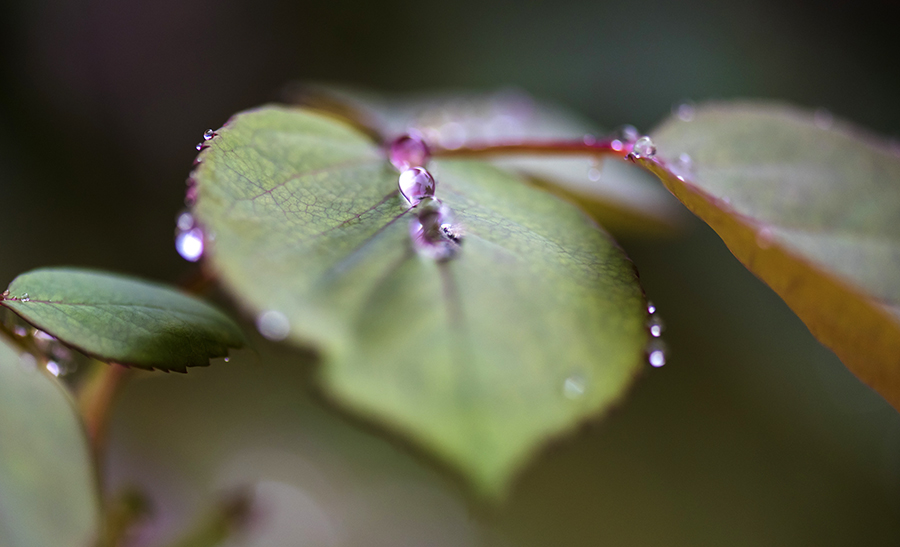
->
[669,152,694,179]
[13,326,28,338]
[389,133,431,171]
[176,211,194,232]
[583,134,596,146]
[588,167,602,182]
[675,102,695,122]
[19,352,37,372]
[756,227,775,249]
[563,375,586,399]
[648,315,665,338]
[46,361,61,377]
[33,330,55,342]
[185,185,198,206]
[410,199,462,261]
[610,139,624,152]
[618,125,640,143]
[646,302,656,315]
[813,108,834,130]
[398,167,436,206]
[256,310,290,341]
[223,356,230,363]
[632,136,657,158]
[646,339,668,367]
[203,129,216,141]
[21,293,29,302]
[195,142,205,151]
[175,228,205,262]
[1,289,8,299]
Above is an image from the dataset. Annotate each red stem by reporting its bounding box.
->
[428,137,634,160]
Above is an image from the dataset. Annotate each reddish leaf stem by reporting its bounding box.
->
[428,137,633,160]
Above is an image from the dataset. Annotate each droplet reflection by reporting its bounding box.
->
[563,375,586,399]
[257,310,290,341]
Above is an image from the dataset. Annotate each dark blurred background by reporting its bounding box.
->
[3,1,900,545]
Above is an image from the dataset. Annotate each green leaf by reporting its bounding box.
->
[1,268,246,372]
[0,337,101,547]
[292,85,682,235]
[191,105,648,495]
[643,101,900,411]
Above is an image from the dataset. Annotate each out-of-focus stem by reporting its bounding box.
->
[78,362,133,464]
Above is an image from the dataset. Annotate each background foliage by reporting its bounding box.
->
[2,0,900,545]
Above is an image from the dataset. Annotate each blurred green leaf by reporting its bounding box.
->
[2,268,246,372]
[645,101,900,411]
[0,337,100,547]
[192,105,648,495]
[291,85,682,235]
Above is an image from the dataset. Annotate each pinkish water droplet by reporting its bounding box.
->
[389,133,430,171]
[398,167,436,206]
[632,136,656,158]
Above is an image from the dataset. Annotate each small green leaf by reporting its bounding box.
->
[192,105,648,495]
[643,101,900,411]
[0,337,101,547]
[2,268,246,372]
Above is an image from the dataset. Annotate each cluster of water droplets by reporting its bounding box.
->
[645,302,667,367]
[175,210,205,262]
[1,307,81,378]
[389,133,464,261]
[174,129,219,262]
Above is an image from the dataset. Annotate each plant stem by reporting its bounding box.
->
[429,137,633,160]
[79,362,133,464]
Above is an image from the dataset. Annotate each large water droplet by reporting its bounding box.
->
[175,228,205,262]
[398,167,436,206]
[563,375,586,399]
[646,339,667,367]
[632,136,656,158]
[256,310,290,341]
[389,133,430,171]
[203,129,216,141]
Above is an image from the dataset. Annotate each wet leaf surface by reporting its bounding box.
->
[0,337,100,547]
[2,268,246,372]
[645,102,900,410]
[291,85,682,235]
[191,105,648,495]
